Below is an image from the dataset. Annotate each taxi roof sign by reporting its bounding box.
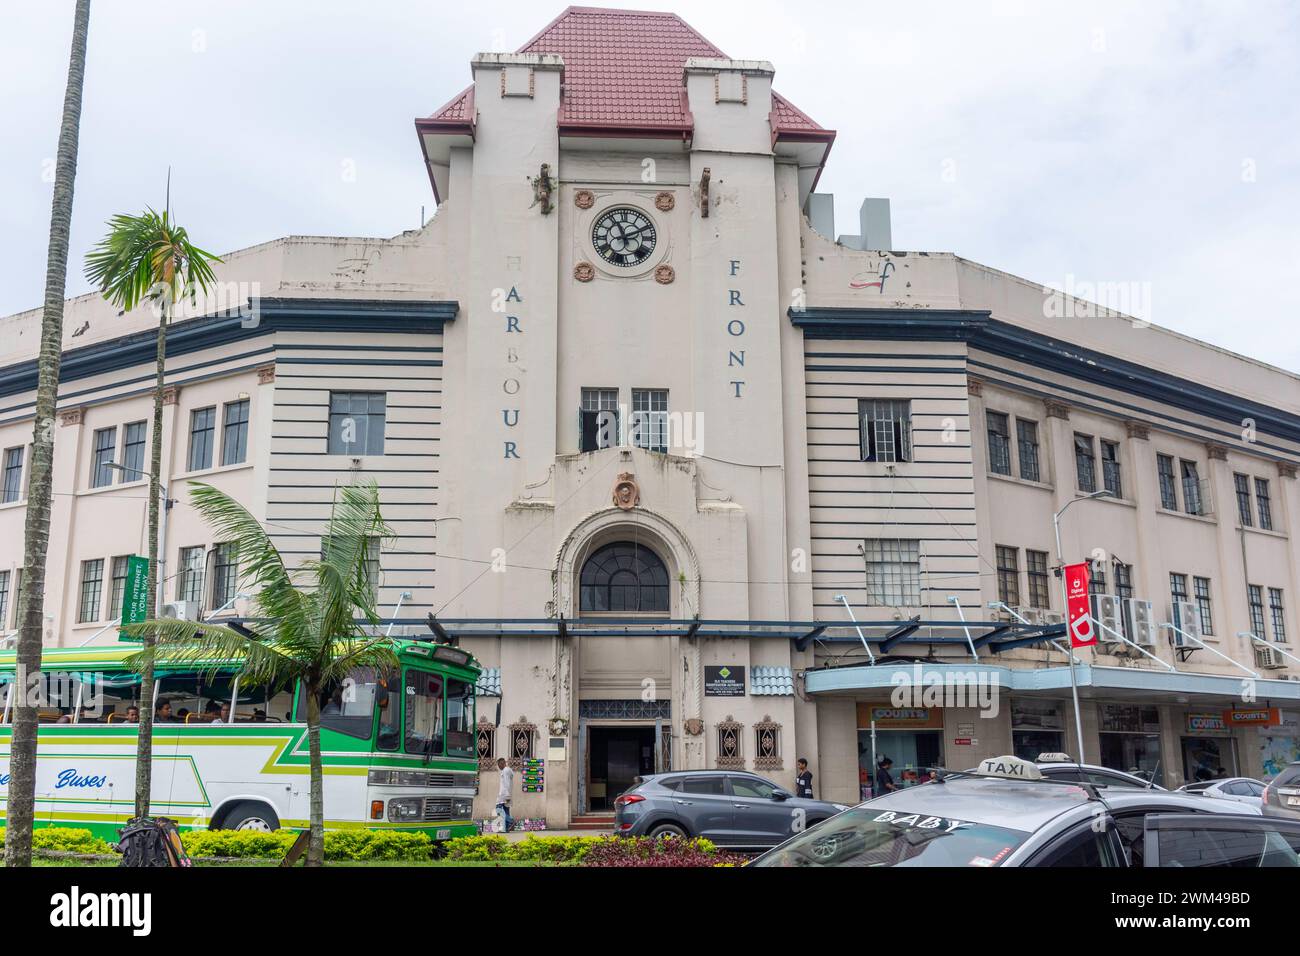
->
[973,755,1043,781]
[1036,752,1073,763]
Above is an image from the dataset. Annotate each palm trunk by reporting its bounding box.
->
[132,300,167,818]
[3,0,90,869]
[305,681,325,866]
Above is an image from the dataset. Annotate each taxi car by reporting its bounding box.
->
[750,755,1300,868]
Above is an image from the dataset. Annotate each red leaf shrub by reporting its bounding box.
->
[579,836,745,868]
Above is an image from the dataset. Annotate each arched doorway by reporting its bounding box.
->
[579,542,670,615]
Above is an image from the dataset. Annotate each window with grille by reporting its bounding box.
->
[716,716,743,769]
[91,427,117,488]
[0,570,9,628]
[754,716,782,771]
[476,719,496,771]
[863,539,921,606]
[1234,473,1253,527]
[221,399,250,466]
[1255,478,1273,531]
[859,400,912,463]
[1016,419,1041,482]
[1026,550,1050,609]
[995,545,1020,607]
[188,407,216,472]
[1180,460,1204,515]
[579,542,669,613]
[1170,573,1189,606]
[121,421,146,479]
[328,392,386,456]
[1115,562,1134,639]
[507,719,536,771]
[211,542,239,609]
[108,555,130,621]
[1100,440,1122,497]
[1193,576,1214,635]
[1088,560,1107,623]
[1073,434,1096,492]
[2,447,23,503]
[177,546,205,603]
[78,558,104,623]
[579,388,620,452]
[986,411,1011,476]
[1269,588,1287,643]
[1248,585,1267,638]
[630,389,668,453]
[1157,454,1178,510]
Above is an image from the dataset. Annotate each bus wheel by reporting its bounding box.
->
[220,801,281,832]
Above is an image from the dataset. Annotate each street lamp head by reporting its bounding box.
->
[833,593,846,602]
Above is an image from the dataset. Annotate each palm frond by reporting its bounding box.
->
[123,618,294,689]
[85,207,223,313]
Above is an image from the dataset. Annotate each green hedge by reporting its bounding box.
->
[0,827,115,856]
[180,828,434,861]
[441,834,729,865]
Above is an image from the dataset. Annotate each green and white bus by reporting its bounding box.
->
[0,639,480,841]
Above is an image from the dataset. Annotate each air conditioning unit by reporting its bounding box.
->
[1043,611,1065,626]
[1170,601,1201,647]
[1095,595,1122,641]
[161,601,200,622]
[1254,644,1286,670]
[1126,599,1157,647]
[1015,607,1044,625]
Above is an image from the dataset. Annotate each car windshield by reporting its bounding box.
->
[753,806,1032,867]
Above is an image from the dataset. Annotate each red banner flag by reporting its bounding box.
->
[1064,561,1096,649]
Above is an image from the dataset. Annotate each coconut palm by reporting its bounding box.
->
[125,480,396,866]
[5,0,91,870]
[85,205,221,818]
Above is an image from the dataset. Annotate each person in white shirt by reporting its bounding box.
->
[495,757,515,833]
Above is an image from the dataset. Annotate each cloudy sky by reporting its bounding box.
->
[4,1,1299,371]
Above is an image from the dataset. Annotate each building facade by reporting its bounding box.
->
[2,7,1298,825]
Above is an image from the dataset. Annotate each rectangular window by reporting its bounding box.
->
[1088,560,1108,623]
[188,407,216,472]
[986,411,1011,476]
[177,546,205,604]
[1170,572,1189,634]
[1016,419,1041,483]
[1255,478,1273,531]
[1026,550,1051,609]
[211,542,238,609]
[0,570,9,628]
[862,539,921,606]
[1234,473,1254,527]
[1180,460,1204,516]
[2,447,23,503]
[91,427,117,488]
[1193,576,1214,636]
[1115,562,1134,639]
[327,392,386,456]
[108,555,130,621]
[1157,454,1178,510]
[1248,585,1267,638]
[322,536,381,595]
[995,545,1020,607]
[859,400,912,464]
[1100,440,1122,498]
[630,389,668,454]
[78,558,104,623]
[121,421,147,480]
[221,399,250,466]
[579,388,620,452]
[1074,433,1096,493]
[1268,588,1287,643]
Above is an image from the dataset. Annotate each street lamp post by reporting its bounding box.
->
[107,462,172,616]
[1053,489,1112,762]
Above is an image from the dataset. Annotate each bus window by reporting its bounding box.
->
[446,679,474,757]
[296,667,383,740]
[405,670,443,757]
[375,670,399,751]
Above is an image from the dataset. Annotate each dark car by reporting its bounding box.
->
[1263,762,1300,821]
[613,770,851,850]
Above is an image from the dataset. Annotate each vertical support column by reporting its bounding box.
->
[967,379,997,607]
[51,407,87,644]
[1278,463,1300,653]
[1124,421,1168,628]
[1204,443,1245,651]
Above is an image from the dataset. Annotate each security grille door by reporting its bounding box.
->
[655,717,672,773]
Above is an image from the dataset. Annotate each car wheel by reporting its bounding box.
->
[647,822,687,840]
[220,801,281,832]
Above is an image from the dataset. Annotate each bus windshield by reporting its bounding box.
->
[404,670,443,756]
[446,678,474,757]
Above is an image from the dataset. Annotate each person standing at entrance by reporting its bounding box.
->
[875,757,897,795]
[495,757,515,833]
[795,758,814,799]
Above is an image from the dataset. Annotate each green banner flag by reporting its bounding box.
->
[119,555,150,642]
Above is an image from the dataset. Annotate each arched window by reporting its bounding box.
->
[579,542,670,614]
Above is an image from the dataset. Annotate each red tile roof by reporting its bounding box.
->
[420,6,830,139]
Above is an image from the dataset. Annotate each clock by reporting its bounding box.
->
[591,206,657,268]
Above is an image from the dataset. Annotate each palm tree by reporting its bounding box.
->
[4,0,91,870]
[85,207,221,818]
[125,481,396,866]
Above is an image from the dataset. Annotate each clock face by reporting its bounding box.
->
[591,206,657,268]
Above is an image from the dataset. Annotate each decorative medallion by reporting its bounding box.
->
[58,408,84,427]
[612,472,640,510]
[654,191,675,211]
[256,364,276,386]
[547,716,568,736]
[573,261,595,283]
[654,264,675,285]
[683,717,704,737]
[574,189,596,210]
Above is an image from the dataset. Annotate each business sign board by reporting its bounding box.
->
[704,665,745,697]
[1063,562,1096,649]
[119,555,150,642]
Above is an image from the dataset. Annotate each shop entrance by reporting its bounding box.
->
[1181,736,1239,783]
[586,725,657,811]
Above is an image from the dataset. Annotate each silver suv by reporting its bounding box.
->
[1264,762,1300,820]
[614,770,850,850]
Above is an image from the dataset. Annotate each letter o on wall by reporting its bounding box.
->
[503,379,521,395]
[727,319,745,337]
